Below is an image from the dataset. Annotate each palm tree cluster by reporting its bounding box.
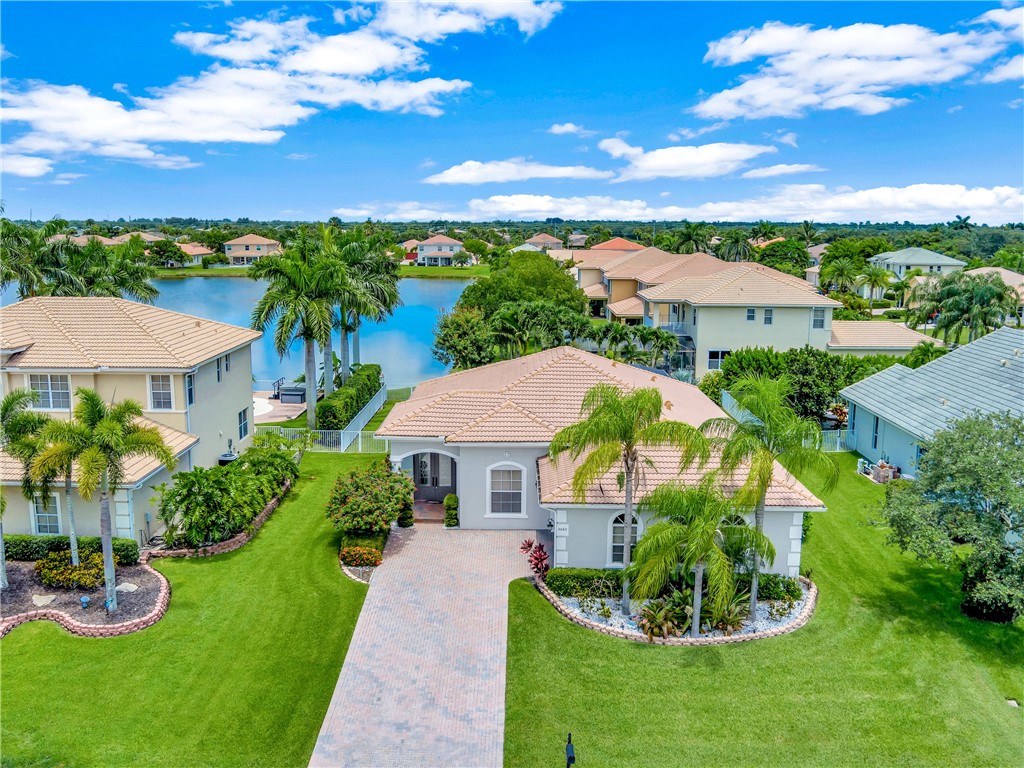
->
[1,218,158,301]
[587,322,681,368]
[550,376,838,636]
[908,270,1020,343]
[250,224,400,428]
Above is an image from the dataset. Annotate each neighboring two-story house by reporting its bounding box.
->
[860,247,966,299]
[524,232,563,250]
[0,297,261,545]
[224,234,283,265]
[416,235,465,266]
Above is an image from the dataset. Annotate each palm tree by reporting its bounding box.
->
[1,218,84,298]
[820,257,859,293]
[796,221,820,247]
[33,389,175,611]
[890,267,924,309]
[0,389,50,589]
[35,417,92,565]
[700,375,838,615]
[858,265,892,310]
[604,322,634,360]
[948,215,975,232]
[650,328,680,368]
[669,221,715,254]
[717,229,752,262]
[750,221,780,243]
[549,384,709,614]
[904,341,947,368]
[628,476,775,637]
[63,238,159,302]
[251,236,347,430]
[491,303,530,357]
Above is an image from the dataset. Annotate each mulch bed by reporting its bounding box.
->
[1,560,162,625]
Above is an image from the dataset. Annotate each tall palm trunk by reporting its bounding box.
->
[65,474,80,566]
[749,499,766,616]
[352,321,361,366]
[304,339,317,431]
[620,454,635,616]
[691,560,704,638]
[0,517,8,589]
[322,337,335,397]
[99,469,117,612]
[338,312,351,385]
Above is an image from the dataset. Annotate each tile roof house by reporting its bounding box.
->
[807,243,828,265]
[224,234,283,265]
[826,320,938,356]
[525,232,563,250]
[110,231,167,245]
[157,242,213,268]
[416,235,467,266]
[567,233,589,248]
[859,247,966,300]
[592,236,645,251]
[378,346,824,575]
[965,266,1024,321]
[47,233,118,247]
[0,297,262,545]
[510,243,544,253]
[841,327,1023,477]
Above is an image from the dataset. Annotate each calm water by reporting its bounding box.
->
[151,277,467,386]
[0,278,467,387]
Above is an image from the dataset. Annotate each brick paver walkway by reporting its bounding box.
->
[310,526,534,768]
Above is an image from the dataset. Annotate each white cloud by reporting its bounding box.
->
[695,19,1016,119]
[548,122,597,137]
[741,163,826,179]
[285,153,313,160]
[2,2,561,175]
[773,131,799,148]
[667,122,728,141]
[598,138,776,181]
[0,151,54,177]
[50,172,86,185]
[343,183,1022,224]
[0,43,12,60]
[333,206,375,218]
[423,157,614,184]
[982,54,1024,82]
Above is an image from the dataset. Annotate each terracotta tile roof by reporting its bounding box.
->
[0,297,261,370]
[633,252,734,285]
[638,265,842,307]
[537,448,824,509]
[224,234,281,246]
[583,283,609,299]
[419,235,463,246]
[607,296,645,317]
[592,237,644,251]
[402,239,421,250]
[966,267,1024,301]
[828,320,940,351]
[110,231,167,244]
[807,244,828,262]
[526,233,562,245]
[178,243,214,257]
[0,417,198,487]
[572,250,635,269]
[47,234,118,246]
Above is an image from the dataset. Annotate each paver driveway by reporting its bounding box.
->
[310,525,534,768]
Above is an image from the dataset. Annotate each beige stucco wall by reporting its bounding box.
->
[186,349,255,466]
[609,278,638,304]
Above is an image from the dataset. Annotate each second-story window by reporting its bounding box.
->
[186,374,195,406]
[812,308,826,329]
[708,350,730,370]
[224,352,231,373]
[238,408,249,440]
[216,357,222,383]
[150,375,173,410]
[746,308,756,322]
[763,308,774,326]
[29,374,71,410]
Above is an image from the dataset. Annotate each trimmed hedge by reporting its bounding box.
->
[443,493,459,527]
[317,364,383,429]
[883,309,907,320]
[3,534,140,566]
[545,567,623,597]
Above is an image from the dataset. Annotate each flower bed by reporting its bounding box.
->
[534,576,818,646]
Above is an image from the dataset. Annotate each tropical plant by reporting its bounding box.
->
[750,221,781,242]
[519,538,550,578]
[627,476,774,638]
[858,265,893,310]
[637,598,691,641]
[908,271,1018,343]
[339,546,383,567]
[948,215,975,232]
[668,221,715,254]
[548,384,710,614]
[32,389,175,612]
[326,460,414,535]
[796,221,821,247]
[35,415,91,566]
[700,375,838,615]
[903,341,948,368]
[0,217,83,298]
[717,229,752,262]
[34,549,112,589]
[433,306,496,369]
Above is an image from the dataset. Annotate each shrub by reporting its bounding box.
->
[883,309,907,320]
[697,370,724,406]
[35,550,113,589]
[339,546,383,568]
[397,506,415,528]
[317,364,383,428]
[443,493,459,527]
[326,459,415,535]
[871,298,893,308]
[519,538,550,578]
[734,573,802,602]
[638,598,692,641]
[3,534,140,566]
[545,568,623,596]
[801,513,813,543]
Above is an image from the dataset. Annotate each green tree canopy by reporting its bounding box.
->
[457,251,585,318]
[432,307,496,370]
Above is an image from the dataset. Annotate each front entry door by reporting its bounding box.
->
[413,453,455,502]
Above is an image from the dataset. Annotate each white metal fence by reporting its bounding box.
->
[256,384,390,453]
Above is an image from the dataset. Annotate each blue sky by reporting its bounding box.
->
[2,1,1022,223]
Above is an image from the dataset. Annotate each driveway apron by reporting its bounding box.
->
[310,525,534,768]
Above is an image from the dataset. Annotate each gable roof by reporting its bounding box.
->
[224,234,281,246]
[177,242,214,257]
[419,234,463,246]
[638,264,842,307]
[402,239,421,250]
[965,266,1024,301]
[840,326,1024,440]
[807,244,828,261]
[526,232,562,245]
[47,234,118,247]
[567,233,589,246]
[110,231,166,244]
[827,320,937,351]
[607,296,645,317]
[510,243,544,252]
[592,237,644,251]
[0,297,261,370]
[633,252,734,286]
[870,247,966,267]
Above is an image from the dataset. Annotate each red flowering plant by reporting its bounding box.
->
[339,546,383,568]
[520,538,550,579]
[326,459,415,535]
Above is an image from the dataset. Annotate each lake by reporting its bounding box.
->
[151,277,467,387]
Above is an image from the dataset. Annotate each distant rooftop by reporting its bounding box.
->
[870,247,966,267]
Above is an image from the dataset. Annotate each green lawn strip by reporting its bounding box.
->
[155,266,252,278]
[398,264,488,279]
[0,453,382,768]
[504,452,1023,767]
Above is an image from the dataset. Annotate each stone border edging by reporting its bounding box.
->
[339,560,373,584]
[532,575,819,646]
[0,480,292,640]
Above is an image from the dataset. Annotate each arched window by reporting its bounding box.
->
[487,462,525,516]
[610,513,639,565]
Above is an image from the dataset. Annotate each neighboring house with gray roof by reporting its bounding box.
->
[840,327,1024,477]
[860,247,966,300]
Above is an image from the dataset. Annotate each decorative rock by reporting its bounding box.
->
[32,594,56,607]
[115,582,139,593]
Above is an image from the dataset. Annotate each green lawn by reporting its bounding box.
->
[155,266,252,278]
[398,264,488,279]
[260,387,407,429]
[504,452,1023,767]
[0,453,381,768]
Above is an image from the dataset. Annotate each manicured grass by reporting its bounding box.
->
[399,264,488,279]
[0,453,382,768]
[504,452,1023,767]
[155,266,252,278]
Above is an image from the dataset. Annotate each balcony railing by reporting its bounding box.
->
[657,320,695,337]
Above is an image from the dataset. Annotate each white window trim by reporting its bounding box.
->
[224,352,231,373]
[484,460,528,518]
[764,308,774,326]
[238,407,249,440]
[746,307,756,322]
[216,357,222,383]
[606,510,643,568]
[31,492,63,536]
[25,372,72,411]
[812,307,826,330]
[186,373,195,406]
[148,374,175,411]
